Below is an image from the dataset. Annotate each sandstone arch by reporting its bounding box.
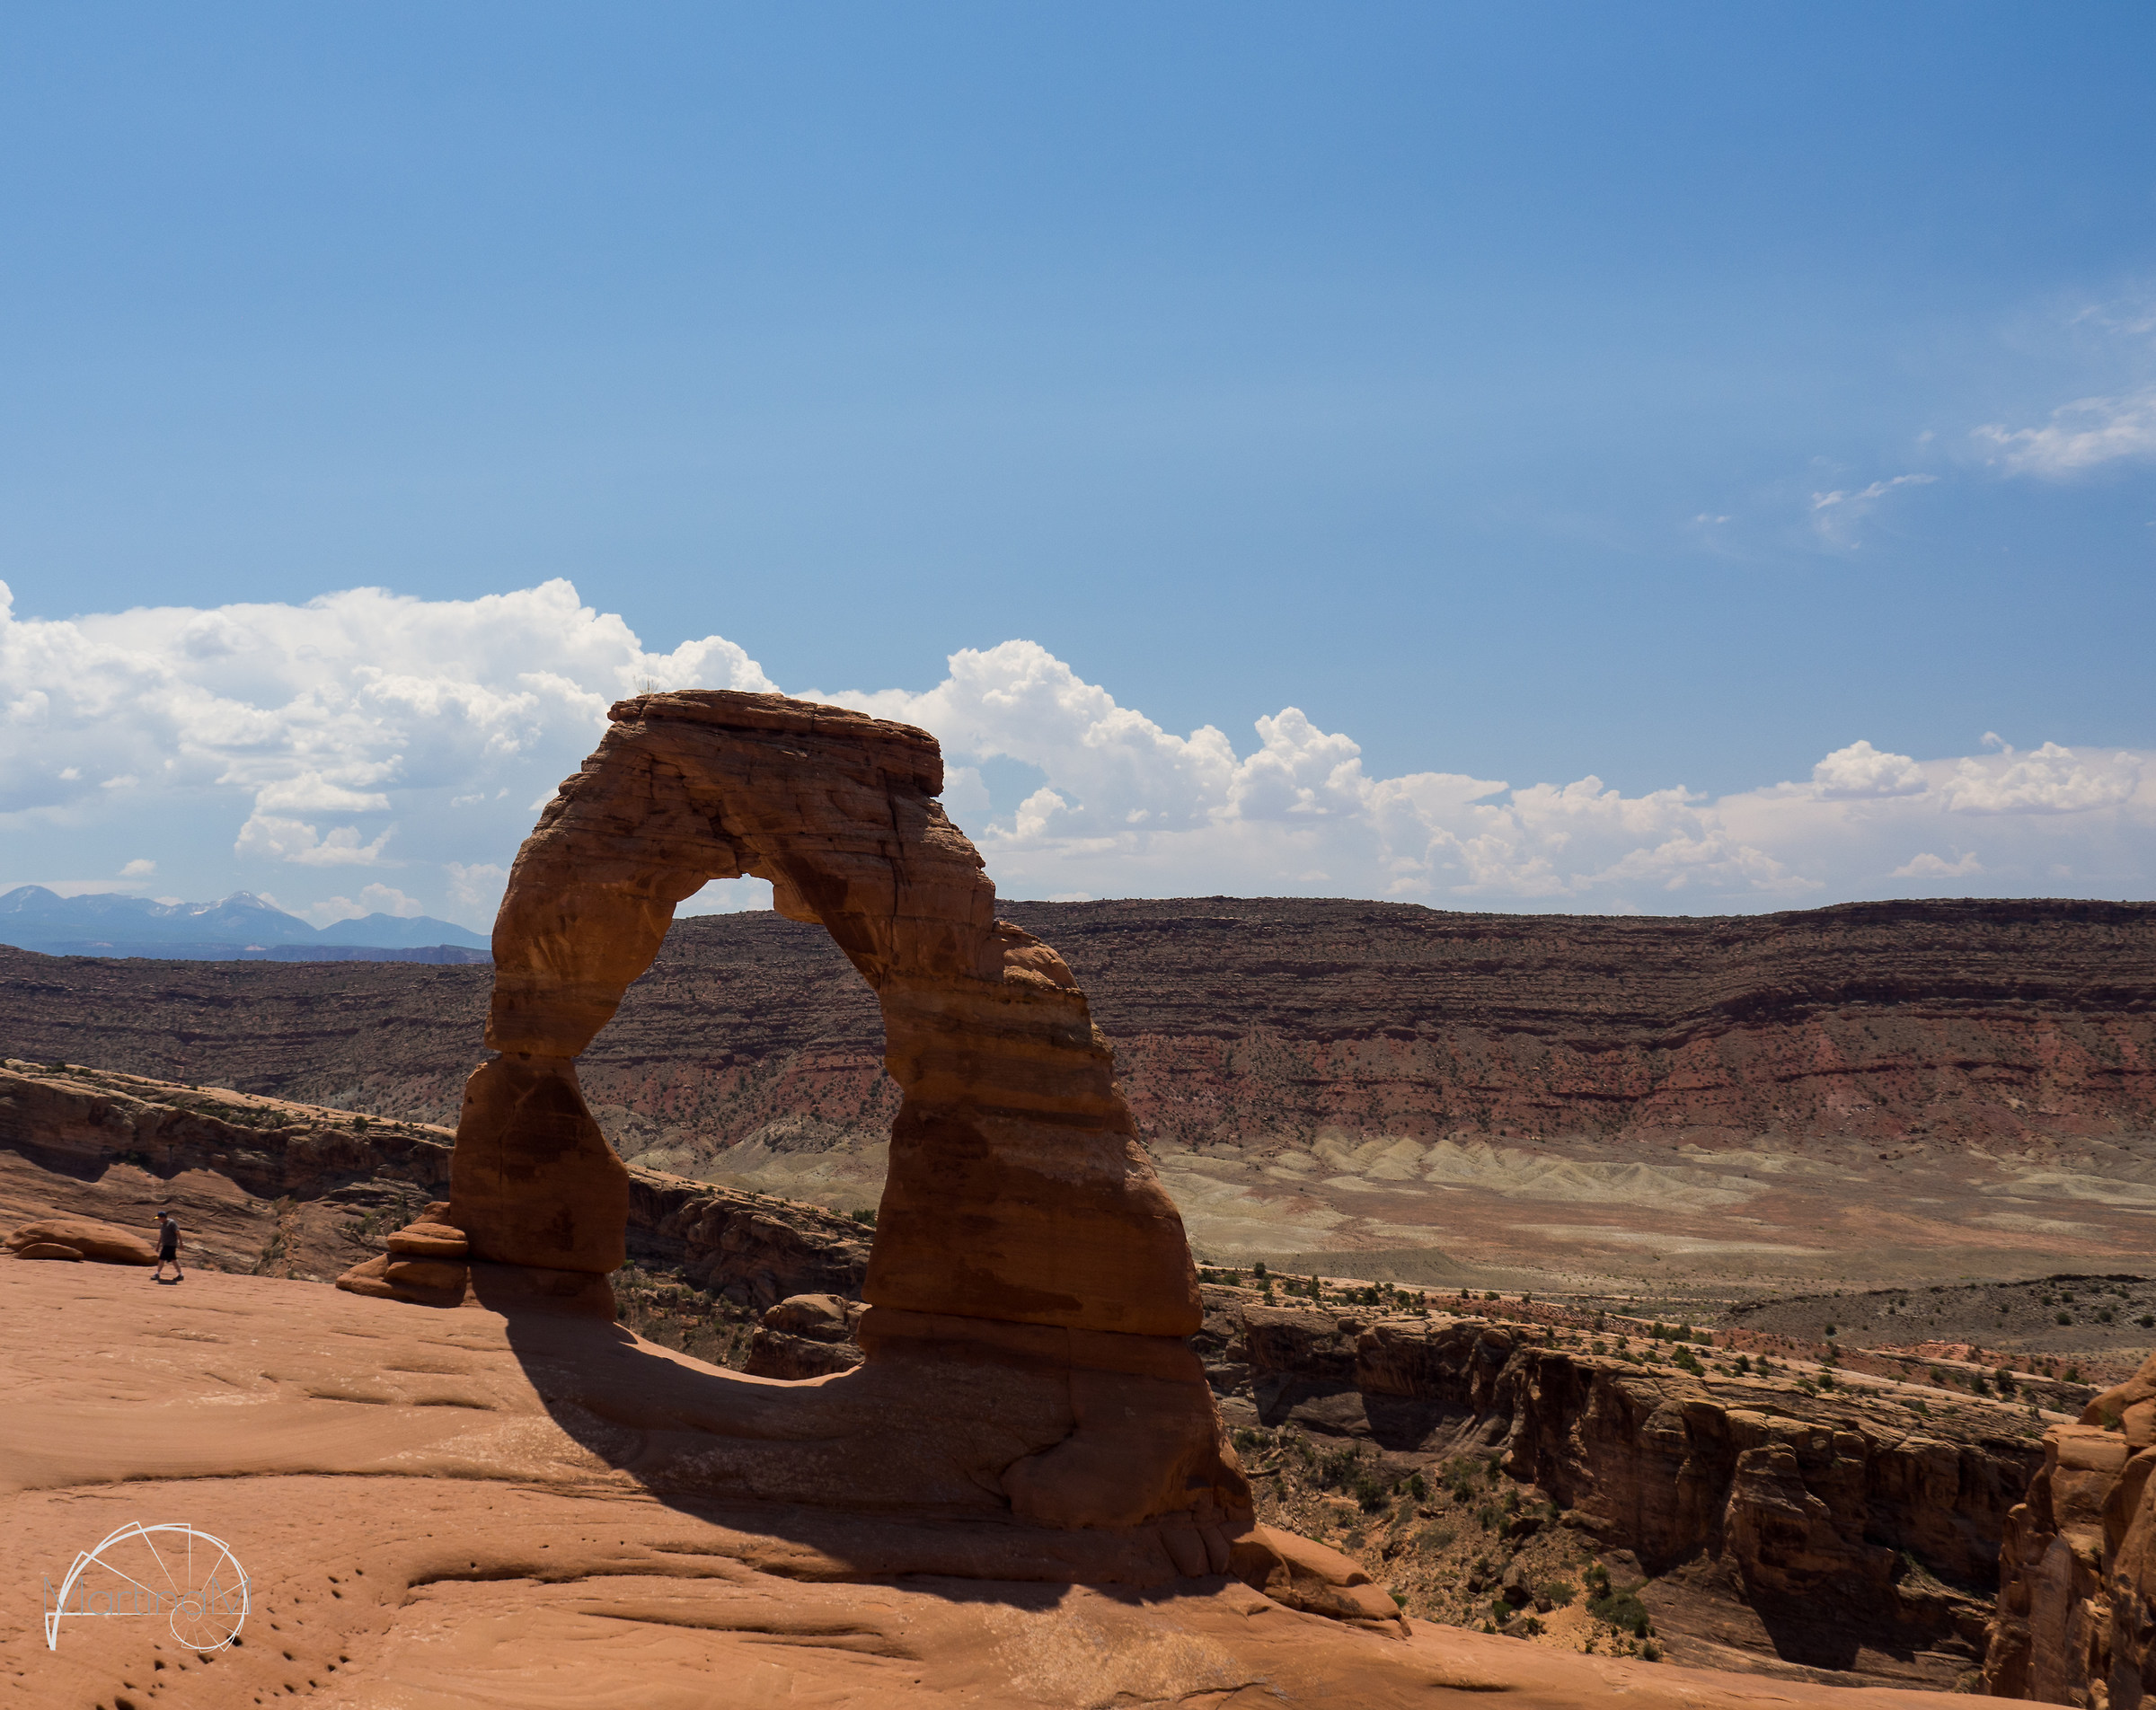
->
[343,691,1259,1541]
[458,691,1200,1339]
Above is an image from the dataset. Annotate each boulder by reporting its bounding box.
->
[384,1220,469,1259]
[11,1241,82,1260]
[1228,1524,1407,1634]
[744,1292,867,1379]
[5,1215,155,1265]
[764,1292,859,1342]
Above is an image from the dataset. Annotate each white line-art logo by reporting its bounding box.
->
[44,1522,250,1653]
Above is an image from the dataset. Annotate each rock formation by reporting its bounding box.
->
[4,1212,155,1264]
[4,1256,2013,1709]
[336,691,1303,1589]
[1984,1350,2156,1705]
[0,1057,868,1308]
[1198,1294,2044,1686]
[745,1291,866,1379]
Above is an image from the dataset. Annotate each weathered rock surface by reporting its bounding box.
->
[3,1212,154,1265]
[0,1261,1993,1710]
[745,1291,866,1379]
[0,1058,867,1304]
[1199,1294,2047,1686]
[1985,1350,2156,1706]
[352,691,1252,1551]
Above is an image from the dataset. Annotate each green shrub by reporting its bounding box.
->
[1539,1579,1578,1608]
[1587,1587,1652,1637]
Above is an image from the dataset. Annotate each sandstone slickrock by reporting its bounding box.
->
[1985,1349,2156,1706]
[341,691,1259,1560]
[0,1260,2001,1710]
[4,1212,154,1265]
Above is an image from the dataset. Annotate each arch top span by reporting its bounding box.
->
[449,689,1203,1340]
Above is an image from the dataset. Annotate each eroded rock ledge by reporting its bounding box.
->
[1985,1351,2156,1706]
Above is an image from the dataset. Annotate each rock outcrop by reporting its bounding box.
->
[3,1212,155,1265]
[1199,1295,2046,1684]
[1,1256,2006,1710]
[0,1058,869,1305]
[1984,1351,2156,1706]
[339,692,1265,1569]
[744,1291,866,1379]
[15,895,2150,1153]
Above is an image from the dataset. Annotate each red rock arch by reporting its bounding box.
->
[448,690,1202,1341]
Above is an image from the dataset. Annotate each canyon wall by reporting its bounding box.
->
[1985,1354,2156,1706]
[1200,1293,2045,1687]
[4,896,2148,1152]
[5,895,2152,1279]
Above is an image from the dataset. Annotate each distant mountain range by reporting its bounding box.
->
[0,886,490,963]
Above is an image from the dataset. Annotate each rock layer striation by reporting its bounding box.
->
[343,692,1258,1551]
[1985,1351,2156,1706]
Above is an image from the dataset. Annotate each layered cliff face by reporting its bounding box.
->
[0,1059,868,1309]
[1194,1293,2046,1688]
[5,894,2152,1286]
[1984,1353,2156,1706]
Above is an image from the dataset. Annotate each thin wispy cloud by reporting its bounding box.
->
[1809,473,1937,512]
[1807,472,1938,546]
[1974,388,2156,477]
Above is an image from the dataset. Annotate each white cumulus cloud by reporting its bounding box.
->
[1940,742,2141,815]
[1811,740,1927,799]
[3,581,2152,922]
[1893,851,1983,878]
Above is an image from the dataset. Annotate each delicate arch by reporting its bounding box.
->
[447,691,1201,1338]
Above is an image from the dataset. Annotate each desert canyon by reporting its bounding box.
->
[4,690,2153,1708]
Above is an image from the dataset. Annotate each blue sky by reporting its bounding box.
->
[1,4,2152,923]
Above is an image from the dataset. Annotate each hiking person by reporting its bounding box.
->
[152,1210,182,1281]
